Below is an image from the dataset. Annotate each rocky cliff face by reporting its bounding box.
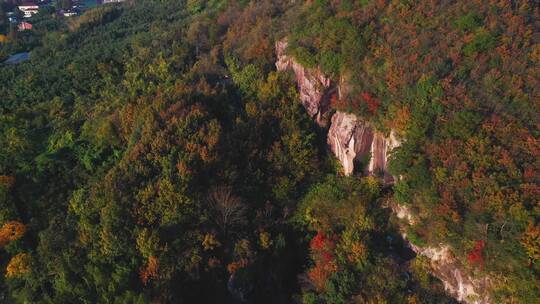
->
[276,40,397,180]
[276,40,335,126]
[326,112,399,182]
[368,130,401,183]
[326,112,373,176]
[420,246,490,304]
[395,206,491,304]
[275,39,492,303]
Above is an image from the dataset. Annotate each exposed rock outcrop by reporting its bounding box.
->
[326,112,373,176]
[368,130,401,183]
[275,39,493,304]
[276,40,398,180]
[275,40,335,126]
[326,111,399,182]
[407,242,491,303]
[395,205,491,304]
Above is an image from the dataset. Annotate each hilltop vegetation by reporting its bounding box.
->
[0,0,538,303]
[287,1,539,301]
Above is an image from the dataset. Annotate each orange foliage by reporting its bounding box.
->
[140,256,160,286]
[329,93,346,110]
[176,161,192,177]
[0,221,26,248]
[347,241,367,264]
[389,105,411,135]
[308,231,338,291]
[360,92,380,114]
[310,231,336,252]
[227,258,249,274]
[307,256,338,291]
[0,175,15,189]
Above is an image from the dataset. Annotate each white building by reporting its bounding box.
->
[18,4,39,18]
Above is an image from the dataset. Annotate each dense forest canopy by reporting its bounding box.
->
[0,0,538,303]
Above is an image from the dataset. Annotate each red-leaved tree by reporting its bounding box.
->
[360,92,380,114]
[467,240,485,268]
[308,231,338,291]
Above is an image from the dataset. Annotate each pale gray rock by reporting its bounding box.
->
[276,40,334,126]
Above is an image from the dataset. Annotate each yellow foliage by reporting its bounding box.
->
[259,231,273,249]
[521,221,540,264]
[340,229,368,267]
[136,228,160,258]
[234,239,252,258]
[244,101,258,118]
[6,253,30,278]
[407,295,420,304]
[202,233,221,251]
[99,227,119,257]
[530,43,540,64]
[364,175,380,194]
[386,104,410,136]
[348,241,367,265]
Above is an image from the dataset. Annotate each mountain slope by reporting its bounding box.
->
[0,0,538,303]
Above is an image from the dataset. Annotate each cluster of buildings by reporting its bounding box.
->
[5,1,41,33]
[8,0,120,22]
[2,0,128,38]
[8,0,128,20]
[6,12,33,33]
[15,0,81,18]
[5,1,46,27]
[3,1,52,35]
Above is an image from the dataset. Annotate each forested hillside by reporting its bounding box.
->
[286,0,540,301]
[0,1,538,303]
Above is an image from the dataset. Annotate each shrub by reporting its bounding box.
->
[455,13,482,32]
[463,28,496,56]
